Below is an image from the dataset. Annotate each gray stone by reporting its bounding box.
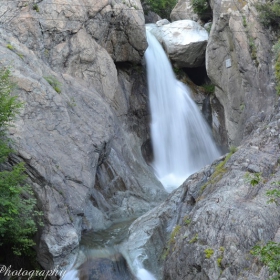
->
[148,20,208,68]
[206,0,275,145]
[170,0,199,22]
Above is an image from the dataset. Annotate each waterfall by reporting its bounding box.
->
[145,31,220,192]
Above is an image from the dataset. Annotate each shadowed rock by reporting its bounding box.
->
[78,254,136,280]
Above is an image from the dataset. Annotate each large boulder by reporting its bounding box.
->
[147,20,208,68]
[170,0,198,22]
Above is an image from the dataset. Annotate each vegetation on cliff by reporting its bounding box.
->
[142,0,177,19]
[0,68,40,257]
[191,0,212,20]
[256,0,280,94]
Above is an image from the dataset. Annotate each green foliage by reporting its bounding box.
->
[33,4,40,13]
[273,40,280,95]
[6,44,14,51]
[217,247,225,267]
[201,83,215,94]
[242,16,247,28]
[255,0,280,29]
[266,181,280,204]
[251,241,280,280]
[6,44,25,60]
[248,37,258,66]
[191,0,212,20]
[211,149,235,181]
[0,67,41,256]
[184,217,191,226]
[189,233,198,244]
[205,23,212,33]
[170,225,181,244]
[244,172,262,186]
[200,148,237,195]
[204,248,214,259]
[229,146,237,153]
[144,0,177,19]
[162,225,181,260]
[0,68,22,131]
[17,53,24,60]
[44,75,62,93]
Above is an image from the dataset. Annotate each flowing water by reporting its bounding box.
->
[145,30,220,192]
[62,219,156,280]
[63,29,221,280]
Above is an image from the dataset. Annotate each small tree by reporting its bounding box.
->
[142,0,177,19]
[0,67,41,256]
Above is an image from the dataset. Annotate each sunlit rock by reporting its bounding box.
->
[147,20,208,67]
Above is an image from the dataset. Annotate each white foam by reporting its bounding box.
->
[145,30,220,192]
[136,268,157,280]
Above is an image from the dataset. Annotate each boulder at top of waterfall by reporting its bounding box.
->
[147,20,208,68]
[78,253,136,280]
[170,0,199,22]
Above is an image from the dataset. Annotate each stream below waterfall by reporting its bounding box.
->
[62,28,220,280]
[62,218,156,280]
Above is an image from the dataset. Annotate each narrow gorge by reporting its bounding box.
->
[0,0,280,280]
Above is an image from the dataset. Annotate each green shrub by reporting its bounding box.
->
[189,233,198,243]
[44,75,62,93]
[32,4,40,13]
[242,16,247,28]
[143,0,177,19]
[162,224,181,260]
[170,225,181,244]
[244,172,262,186]
[205,22,212,33]
[0,68,41,256]
[201,83,215,94]
[191,0,212,20]
[266,181,280,204]
[204,248,214,258]
[229,146,237,153]
[184,217,191,226]
[255,0,280,29]
[248,37,258,66]
[273,40,280,95]
[6,44,14,51]
[251,241,280,280]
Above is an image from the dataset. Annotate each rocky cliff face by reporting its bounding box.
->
[1,0,279,278]
[170,0,276,147]
[0,0,167,271]
[125,98,280,279]
[170,0,198,22]
[122,1,280,278]
[207,0,275,146]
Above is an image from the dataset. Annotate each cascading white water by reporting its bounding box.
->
[145,31,220,192]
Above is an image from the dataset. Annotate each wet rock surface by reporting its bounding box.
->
[125,100,280,279]
[78,254,136,280]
